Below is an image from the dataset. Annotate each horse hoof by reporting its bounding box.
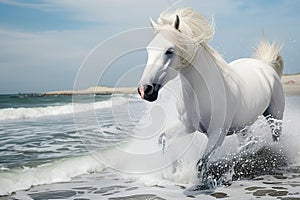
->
[158,132,166,152]
[272,135,280,142]
[184,184,215,196]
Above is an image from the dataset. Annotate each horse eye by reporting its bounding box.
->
[165,48,174,56]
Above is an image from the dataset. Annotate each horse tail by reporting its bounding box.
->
[253,37,284,77]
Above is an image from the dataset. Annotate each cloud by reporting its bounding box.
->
[0,0,52,10]
[43,0,241,24]
[0,29,90,67]
[0,26,152,93]
[0,0,170,25]
[0,28,101,93]
[0,0,240,24]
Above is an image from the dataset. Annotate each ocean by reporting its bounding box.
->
[0,92,300,199]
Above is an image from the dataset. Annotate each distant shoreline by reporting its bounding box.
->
[45,73,300,96]
[44,86,136,96]
[9,73,300,97]
[281,73,300,96]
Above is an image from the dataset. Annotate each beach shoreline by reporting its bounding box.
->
[44,86,136,96]
[281,73,300,96]
[43,74,300,96]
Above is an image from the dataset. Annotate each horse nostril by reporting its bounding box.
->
[143,84,154,95]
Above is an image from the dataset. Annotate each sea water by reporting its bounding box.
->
[0,92,300,199]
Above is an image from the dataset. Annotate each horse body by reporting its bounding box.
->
[137,7,285,186]
[175,44,284,158]
[228,58,284,130]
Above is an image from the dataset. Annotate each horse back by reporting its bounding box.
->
[227,58,282,128]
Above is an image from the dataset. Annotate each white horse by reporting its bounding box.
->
[137,8,285,187]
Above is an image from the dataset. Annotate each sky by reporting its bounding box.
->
[0,0,300,94]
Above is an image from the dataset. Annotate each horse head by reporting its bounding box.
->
[137,16,181,102]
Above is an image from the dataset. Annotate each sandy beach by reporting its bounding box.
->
[45,86,136,95]
[281,73,300,96]
[44,74,300,96]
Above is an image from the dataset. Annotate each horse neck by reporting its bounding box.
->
[180,44,228,95]
[178,44,229,129]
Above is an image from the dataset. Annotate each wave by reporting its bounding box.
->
[0,155,104,196]
[0,97,127,121]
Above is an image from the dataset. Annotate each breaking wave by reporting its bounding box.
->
[0,97,127,121]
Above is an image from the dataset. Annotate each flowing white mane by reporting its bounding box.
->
[158,7,214,44]
[153,8,228,69]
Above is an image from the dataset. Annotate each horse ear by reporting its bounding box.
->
[174,15,180,30]
[149,17,158,28]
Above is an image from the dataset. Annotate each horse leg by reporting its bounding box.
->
[263,88,285,142]
[196,155,216,190]
[263,112,283,142]
[157,120,195,150]
[195,128,229,190]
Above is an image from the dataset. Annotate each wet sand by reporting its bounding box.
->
[10,169,300,200]
[8,146,300,200]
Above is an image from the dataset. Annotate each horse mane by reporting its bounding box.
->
[158,7,215,44]
[153,8,228,69]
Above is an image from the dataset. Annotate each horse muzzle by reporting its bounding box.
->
[137,84,162,102]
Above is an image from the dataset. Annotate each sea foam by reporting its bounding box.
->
[0,155,104,196]
[0,97,127,121]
